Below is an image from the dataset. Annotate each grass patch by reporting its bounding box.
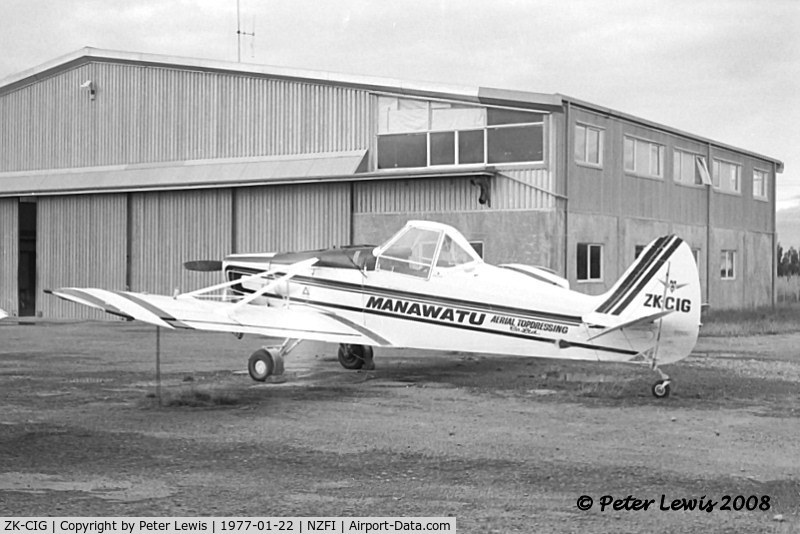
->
[146,386,242,408]
[700,303,800,337]
[776,276,800,304]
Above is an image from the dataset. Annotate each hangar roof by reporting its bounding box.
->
[0,47,564,112]
[0,47,784,173]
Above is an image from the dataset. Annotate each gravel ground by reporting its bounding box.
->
[0,320,798,533]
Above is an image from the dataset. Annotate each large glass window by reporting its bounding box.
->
[487,124,543,163]
[430,132,455,166]
[458,130,484,164]
[377,133,427,169]
[624,136,664,178]
[377,96,545,170]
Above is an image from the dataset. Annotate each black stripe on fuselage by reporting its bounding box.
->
[595,235,676,314]
[250,293,638,357]
[227,268,584,326]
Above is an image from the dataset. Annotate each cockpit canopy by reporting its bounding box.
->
[373,221,482,279]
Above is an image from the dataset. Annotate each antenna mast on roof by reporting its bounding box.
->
[236,0,255,62]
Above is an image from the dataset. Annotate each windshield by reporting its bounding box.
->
[376,227,441,278]
[436,235,476,268]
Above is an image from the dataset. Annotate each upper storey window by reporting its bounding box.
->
[377,97,545,170]
[574,124,603,167]
[753,168,769,200]
[624,136,665,179]
[673,149,711,186]
[712,159,741,194]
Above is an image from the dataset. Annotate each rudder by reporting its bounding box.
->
[593,235,701,364]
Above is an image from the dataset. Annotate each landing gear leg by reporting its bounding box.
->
[247,339,302,382]
[650,365,672,399]
[337,344,375,371]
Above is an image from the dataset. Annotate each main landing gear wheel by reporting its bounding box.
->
[248,348,285,382]
[338,344,375,370]
[651,380,671,399]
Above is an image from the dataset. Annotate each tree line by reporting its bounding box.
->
[777,243,800,276]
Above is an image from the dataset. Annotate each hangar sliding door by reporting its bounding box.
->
[234,183,351,253]
[130,189,232,295]
[38,194,127,319]
[0,198,18,316]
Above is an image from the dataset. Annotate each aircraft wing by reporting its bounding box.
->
[0,308,7,320]
[46,288,391,347]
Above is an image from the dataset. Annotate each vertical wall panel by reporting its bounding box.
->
[38,195,127,319]
[235,183,350,253]
[130,189,232,294]
[0,198,18,315]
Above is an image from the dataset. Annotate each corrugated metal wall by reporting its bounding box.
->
[130,189,232,295]
[0,62,371,172]
[38,195,127,319]
[235,183,350,253]
[494,169,556,210]
[353,171,555,214]
[354,178,479,214]
[0,198,18,314]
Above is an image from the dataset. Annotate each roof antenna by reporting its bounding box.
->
[236,0,255,62]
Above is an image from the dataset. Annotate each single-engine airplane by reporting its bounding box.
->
[48,220,701,398]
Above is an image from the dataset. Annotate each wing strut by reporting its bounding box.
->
[180,258,317,301]
[230,258,318,310]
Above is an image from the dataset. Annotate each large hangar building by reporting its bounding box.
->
[0,48,784,319]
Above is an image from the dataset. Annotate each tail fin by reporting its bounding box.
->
[589,235,701,364]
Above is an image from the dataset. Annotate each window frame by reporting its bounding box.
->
[672,149,708,187]
[574,123,604,168]
[753,167,769,201]
[624,135,665,179]
[712,158,742,195]
[720,250,736,280]
[375,227,444,280]
[577,243,603,282]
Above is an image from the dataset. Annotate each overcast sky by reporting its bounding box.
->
[1,0,797,207]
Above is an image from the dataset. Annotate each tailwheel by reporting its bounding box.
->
[651,379,671,399]
[248,348,285,382]
[338,344,374,370]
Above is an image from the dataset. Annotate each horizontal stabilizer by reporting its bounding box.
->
[586,310,672,341]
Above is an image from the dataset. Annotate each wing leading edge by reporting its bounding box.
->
[46,287,390,347]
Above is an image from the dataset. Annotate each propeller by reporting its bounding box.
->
[184,260,223,272]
